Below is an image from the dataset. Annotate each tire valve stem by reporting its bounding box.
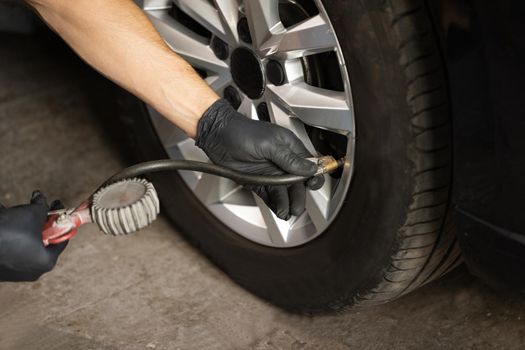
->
[312,156,346,175]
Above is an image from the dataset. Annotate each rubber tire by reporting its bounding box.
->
[115,0,461,312]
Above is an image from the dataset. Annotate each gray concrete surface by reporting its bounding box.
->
[1,32,525,350]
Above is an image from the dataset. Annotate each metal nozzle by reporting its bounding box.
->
[312,156,345,175]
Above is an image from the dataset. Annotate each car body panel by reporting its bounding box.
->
[428,0,525,288]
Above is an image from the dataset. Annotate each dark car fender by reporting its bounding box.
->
[427,0,525,289]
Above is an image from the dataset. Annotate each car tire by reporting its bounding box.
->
[115,0,460,312]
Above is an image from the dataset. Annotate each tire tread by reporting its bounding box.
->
[353,0,459,307]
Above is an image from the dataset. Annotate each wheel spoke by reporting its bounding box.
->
[193,173,239,205]
[172,138,209,162]
[237,95,258,119]
[173,0,238,44]
[139,0,172,11]
[220,185,254,205]
[243,0,284,50]
[252,194,291,246]
[151,136,207,189]
[305,186,331,232]
[266,83,352,135]
[214,0,241,43]
[265,98,318,155]
[146,10,230,75]
[260,15,337,59]
[148,106,211,166]
[205,73,233,95]
[147,106,187,150]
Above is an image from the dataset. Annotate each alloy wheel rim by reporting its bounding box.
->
[140,0,355,248]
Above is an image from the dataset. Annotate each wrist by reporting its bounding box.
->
[195,99,235,148]
[185,94,221,138]
[136,52,220,138]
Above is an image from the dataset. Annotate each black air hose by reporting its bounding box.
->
[103,159,310,187]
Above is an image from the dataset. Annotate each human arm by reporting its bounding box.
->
[25,0,324,219]
[26,0,217,138]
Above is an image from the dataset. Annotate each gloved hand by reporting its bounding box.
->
[0,191,67,282]
[196,99,324,220]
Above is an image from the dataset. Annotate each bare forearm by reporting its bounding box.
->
[26,0,218,137]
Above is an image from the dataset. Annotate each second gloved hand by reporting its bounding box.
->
[196,99,324,220]
[0,192,67,282]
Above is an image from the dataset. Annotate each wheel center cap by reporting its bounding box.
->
[230,47,265,99]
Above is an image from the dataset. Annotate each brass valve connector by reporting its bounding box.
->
[312,156,346,175]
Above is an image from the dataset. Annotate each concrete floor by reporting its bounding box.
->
[1,32,525,350]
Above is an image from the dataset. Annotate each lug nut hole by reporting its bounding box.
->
[237,17,252,44]
[224,86,242,109]
[266,60,286,86]
[211,36,229,60]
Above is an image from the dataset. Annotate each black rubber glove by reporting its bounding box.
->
[0,191,67,282]
[196,99,324,220]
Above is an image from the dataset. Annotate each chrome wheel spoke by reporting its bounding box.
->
[147,107,187,150]
[173,0,239,44]
[267,83,352,135]
[305,182,332,232]
[205,74,233,95]
[172,138,208,163]
[253,193,289,246]
[260,14,337,59]
[146,10,230,78]
[140,0,172,11]
[243,0,284,50]
[194,173,238,205]
[238,95,258,120]
[265,97,317,155]
[214,0,241,43]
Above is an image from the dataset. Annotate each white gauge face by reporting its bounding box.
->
[92,179,160,236]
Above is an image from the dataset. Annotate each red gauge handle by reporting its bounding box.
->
[42,202,92,246]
